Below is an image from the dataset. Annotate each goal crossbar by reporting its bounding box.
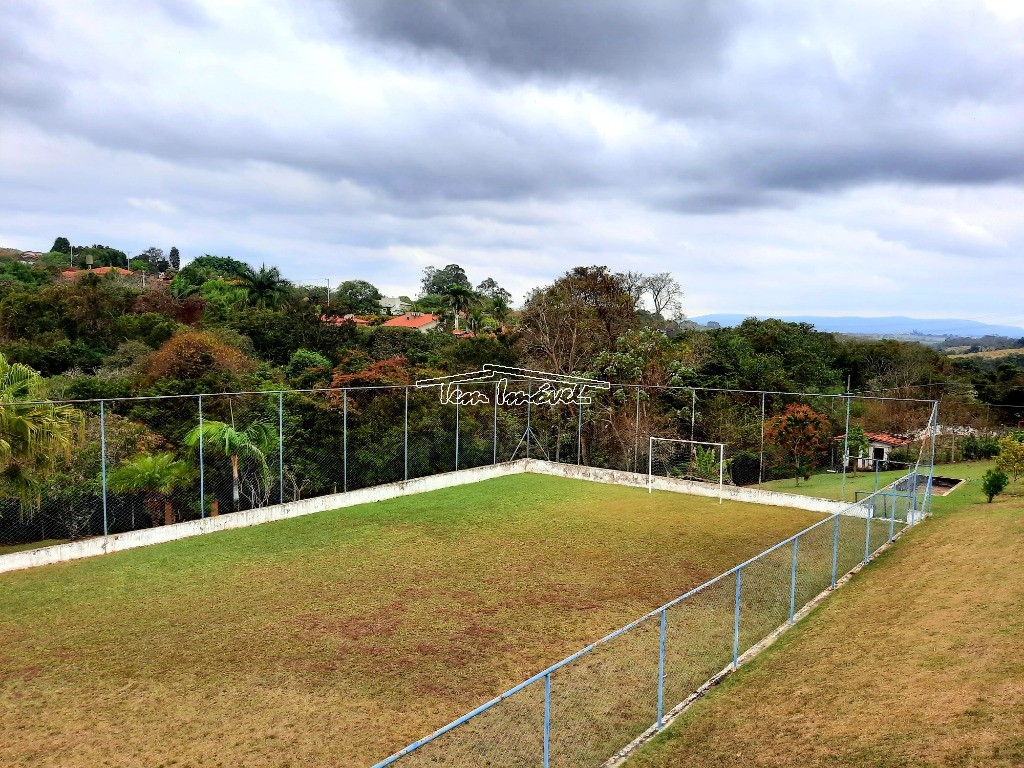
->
[648,437,726,503]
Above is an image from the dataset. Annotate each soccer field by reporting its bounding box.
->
[0,474,825,767]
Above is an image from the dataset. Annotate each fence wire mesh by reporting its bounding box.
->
[370,465,930,768]
[0,382,939,767]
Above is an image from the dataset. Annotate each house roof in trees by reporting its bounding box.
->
[321,314,371,326]
[838,431,913,447]
[383,312,441,329]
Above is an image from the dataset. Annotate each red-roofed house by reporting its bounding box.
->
[382,312,441,333]
[838,431,913,469]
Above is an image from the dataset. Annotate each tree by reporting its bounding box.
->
[476,277,511,304]
[846,423,870,475]
[764,404,831,485]
[287,348,332,388]
[334,279,382,314]
[108,452,191,526]
[51,237,71,255]
[644,272,683,319]
[421,264,470,297]
[240,263,292,309]
[143,332,255,386]
[445,284,477,330]
[175,254,252,289]
[995,435,1024,485]
[615,271,647,310]
[185,419,276,512]
[982,467,1008,503]
[168,246,181,271]
[0,353,85,512]
[137,246,169,273]
[518,266,637,376]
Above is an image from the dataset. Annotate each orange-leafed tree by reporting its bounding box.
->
[764,404,832,485]
[143,332,255,385]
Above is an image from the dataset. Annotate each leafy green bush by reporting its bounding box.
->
[981,468,1009,503]
[961,436,1000,460]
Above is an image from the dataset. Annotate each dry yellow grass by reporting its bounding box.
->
[628,468,1024,767]
[949,347,1024,360]
[0,474,824,767]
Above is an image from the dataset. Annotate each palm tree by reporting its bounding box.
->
[0,354,84,513]
[239,264,292,309]
[445,284,476,331]
[108,453,191,526]
[185,419,276,512]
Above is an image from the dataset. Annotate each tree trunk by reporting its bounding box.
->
[231,453,240,511]
[211,499,220,517]
[164,499,173,526]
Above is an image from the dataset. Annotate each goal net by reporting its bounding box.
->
[648,438,727,502]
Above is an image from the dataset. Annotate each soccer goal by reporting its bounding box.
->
[648,437,727,502]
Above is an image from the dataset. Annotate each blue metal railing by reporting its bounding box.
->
[369,468,931,768]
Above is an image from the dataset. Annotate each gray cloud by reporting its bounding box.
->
[0,0,1022,324]
[338,0,740,81]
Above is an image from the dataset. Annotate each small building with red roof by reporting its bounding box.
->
[838,431,913,469]
[382,312,441,333]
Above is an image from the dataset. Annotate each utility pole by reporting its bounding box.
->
[326,278,330,308]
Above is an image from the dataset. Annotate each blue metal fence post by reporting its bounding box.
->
[100,400,109,536]
[733,568,742,669]
[657,609,667,727]
[634,387,641,473]
[840,395,851,502]
[526,383,532,459]
[576,403,582,465]
[863,500,872,564]
[455,396,460,471]
[789,537,798,624]
[342,389,348,492]
[543,673,551,768]
[278,391,284,505]
[404,386,409,481]
[926,403,939,516]
[831,515,840,588]
[198,394,205,518]
[913,468,921,528]
[758,391,766,485]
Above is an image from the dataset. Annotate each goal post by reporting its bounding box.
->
[648,437,727,503]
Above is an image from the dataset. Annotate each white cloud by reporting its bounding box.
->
[0,0,1021,327]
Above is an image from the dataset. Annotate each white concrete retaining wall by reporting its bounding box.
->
[0,460,528,575]
[523,459,850,516]
[0,458,879,575]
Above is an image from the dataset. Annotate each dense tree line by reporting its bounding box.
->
[0,239,1019,542]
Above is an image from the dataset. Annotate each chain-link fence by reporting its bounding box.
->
[0,384,942,550]
[0,382,938,766]
[371,460,933,768]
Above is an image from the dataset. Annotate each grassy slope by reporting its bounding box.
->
[757,460,982,501]
[628,460,1024,768]
[0,473,823,768]
[950,347,1024,360]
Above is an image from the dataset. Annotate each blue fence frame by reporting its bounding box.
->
[370,466,931,768]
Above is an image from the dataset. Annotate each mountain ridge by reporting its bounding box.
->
[689,314,1024,338]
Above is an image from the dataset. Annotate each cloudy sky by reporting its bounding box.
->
[2,0,1023,323]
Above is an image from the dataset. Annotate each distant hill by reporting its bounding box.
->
[690,314,1024,339]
